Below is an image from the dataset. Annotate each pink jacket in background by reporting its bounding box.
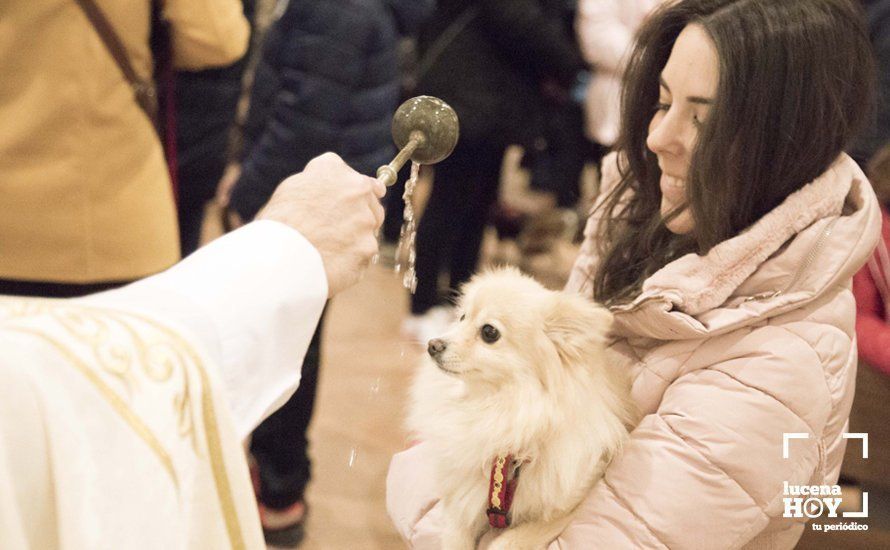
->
[575,0,663,145]
[852,206,890,375]
[387,153,880,549]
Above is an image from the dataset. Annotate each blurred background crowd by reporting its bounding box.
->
[2,0,890,548]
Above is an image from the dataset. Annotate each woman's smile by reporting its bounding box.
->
[659,173,686,205]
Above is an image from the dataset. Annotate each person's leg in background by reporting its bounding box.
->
[249,308,326,548]
[408,144,472,315]
[446,142,506,295]
[405,140,490,340]
[381,165,408,245]
[404,141,504,339]
[174,67,248,257]
[177,192,210,257]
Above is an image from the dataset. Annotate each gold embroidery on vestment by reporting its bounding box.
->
[0,299,247,550]
[4,326,180,491]
[115,317,200,453]
[123,309,246,550]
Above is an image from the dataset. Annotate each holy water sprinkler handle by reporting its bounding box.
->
[376,96,460,187]
[376,130,426,187]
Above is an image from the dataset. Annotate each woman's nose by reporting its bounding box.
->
[647,111,685,158]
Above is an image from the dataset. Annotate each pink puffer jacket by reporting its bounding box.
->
[387,153,880,549]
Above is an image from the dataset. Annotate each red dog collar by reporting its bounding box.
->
[487,454,523,528]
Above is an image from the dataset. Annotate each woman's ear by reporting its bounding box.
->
[544,292,613,362]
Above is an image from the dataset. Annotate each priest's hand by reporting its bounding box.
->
[257,152,386,296]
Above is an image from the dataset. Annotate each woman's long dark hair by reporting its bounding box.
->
[593,0,876,305]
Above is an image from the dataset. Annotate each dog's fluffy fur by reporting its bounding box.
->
[407,268,637,550]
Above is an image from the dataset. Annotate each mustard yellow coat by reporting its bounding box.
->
[0,0,249,283]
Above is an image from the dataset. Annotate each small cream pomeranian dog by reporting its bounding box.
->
[406,268,637,550]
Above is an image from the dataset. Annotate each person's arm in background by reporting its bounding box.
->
[478,0,586,86]
[86,154,384,438]
[853,257,890,376]
[163,0,250,69]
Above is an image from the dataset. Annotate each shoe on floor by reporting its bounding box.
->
[249,458,308,548]
[259,500,308,548]
[401,305,455,343]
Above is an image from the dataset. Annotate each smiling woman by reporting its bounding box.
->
[592,0,876,305]
[387,1,886,549]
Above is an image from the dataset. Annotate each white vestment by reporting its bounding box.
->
[0,221,327,549]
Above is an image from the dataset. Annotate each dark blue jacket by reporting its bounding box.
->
[230,0,433,220]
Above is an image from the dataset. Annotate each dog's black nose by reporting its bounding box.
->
[427,338,447,357]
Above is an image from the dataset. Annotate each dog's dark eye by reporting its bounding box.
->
[480,324,500,344]
[460,314,466,322]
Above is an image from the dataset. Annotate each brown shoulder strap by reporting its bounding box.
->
[72,0,158,124]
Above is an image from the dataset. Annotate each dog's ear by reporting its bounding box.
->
[544,292,613,362]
